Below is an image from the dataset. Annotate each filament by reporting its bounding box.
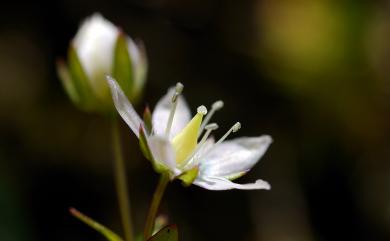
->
[198,100,224,138]
[165,83,184,137]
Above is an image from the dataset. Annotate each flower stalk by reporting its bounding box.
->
[143,173,170,240]
[112,117,134,241]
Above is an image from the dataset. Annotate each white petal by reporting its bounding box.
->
[73,13,118,97]
[197,137,215,157]
[199,135,272,179]
[151,88,191,139]
[107,76,143,137]
[147,135,177,171]
[194,176,271,191]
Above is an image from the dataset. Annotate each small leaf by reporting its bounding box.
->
[139,125,153,161]
[143,106,153,134]
[113,33,134,100]
[69,208,124,241]
[226,171,247,181]
[56,59,80,105]
[147,225,178,241]
[152,215,169,236]
[178,166,199,187]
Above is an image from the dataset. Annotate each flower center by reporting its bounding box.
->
[182,123,219,169]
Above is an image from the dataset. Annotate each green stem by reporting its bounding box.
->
[112,118,134,241]
[143,173,170,240]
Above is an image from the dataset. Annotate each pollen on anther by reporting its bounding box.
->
[197,105,208,115]
[232,122,241,132]
[212,100,224,110]
[175,82,184,93]
[205,123,219,130]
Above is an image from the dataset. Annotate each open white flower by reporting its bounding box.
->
[107,76,272,190]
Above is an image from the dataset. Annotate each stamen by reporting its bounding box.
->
[182,123,219,169]
[198,122,241,160]
[198,100,224,137]
[214,122,241,146]
[165,82,184,137]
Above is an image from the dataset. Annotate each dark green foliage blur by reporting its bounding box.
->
[0,0,389,241]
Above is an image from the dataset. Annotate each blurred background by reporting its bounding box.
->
[1,0,390,240]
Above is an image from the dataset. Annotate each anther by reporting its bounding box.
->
[176,82,184,93]
[211,100,224,110]
[232,122,241,132]
[172,82,184,102]
[205,123,219,130]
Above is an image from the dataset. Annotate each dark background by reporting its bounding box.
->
[1,0,390,241]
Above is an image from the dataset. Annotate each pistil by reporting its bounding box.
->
[172,105,207,165]
[183,123,219,169]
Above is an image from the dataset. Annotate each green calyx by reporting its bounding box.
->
[57,34,147,115]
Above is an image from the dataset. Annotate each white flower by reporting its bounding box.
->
[107,76,272,191]
[73,13,119,93]
[57,13,147,112]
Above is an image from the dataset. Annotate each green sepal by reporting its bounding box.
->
[56,59,80,105]
[139,125,153,161]
[68,45,101,112]
[135,235,143,241]
[147,225,178,241]
[178,166,199,187]
[113,33,134,101]
[69,208,124,241]
[226,171,247,181]
[153,215,168,236]
[143,106,153,135]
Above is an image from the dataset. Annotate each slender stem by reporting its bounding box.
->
[143,173,170,240]
[111,117,134,241]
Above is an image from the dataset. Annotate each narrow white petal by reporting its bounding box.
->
[194,176,271,191]
[107,76,143,137]
[147,135,177,171]
[199,135,272,179]
[152,88,191,139]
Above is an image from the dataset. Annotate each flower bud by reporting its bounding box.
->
[57,13,147,113]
